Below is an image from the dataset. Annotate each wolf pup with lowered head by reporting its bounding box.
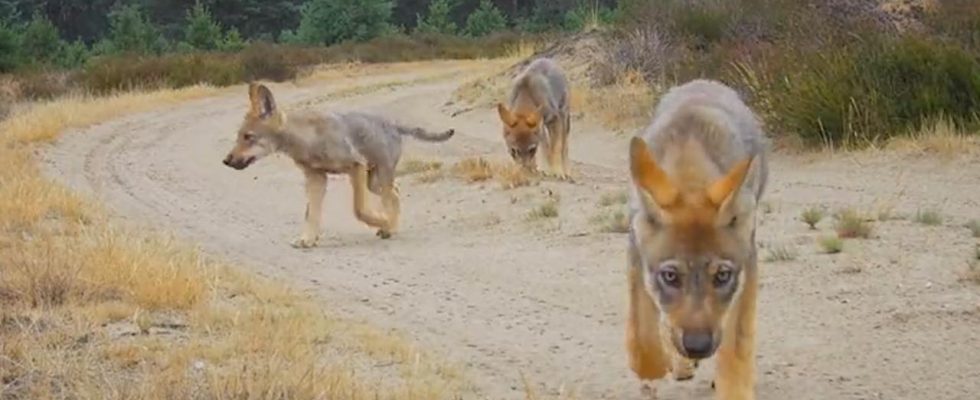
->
[223,83,455,248]
[496,58,572,179]
[625,79,769,399]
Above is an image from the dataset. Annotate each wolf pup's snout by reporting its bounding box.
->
[681,332,715,359]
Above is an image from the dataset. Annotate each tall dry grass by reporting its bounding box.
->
[0,85,463,399]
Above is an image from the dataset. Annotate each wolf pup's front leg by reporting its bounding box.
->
[291,169,327,249]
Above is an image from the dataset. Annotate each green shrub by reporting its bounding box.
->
[103,4,167,55]
[183,1,224,51]
[465,0,507,37]
[295,0,394,45]
[221,28,247,52]
[0,20,22,72]
[58,40,90,69]
[769,35,980,147]
[21,13,62,66]
[415,0,457,35]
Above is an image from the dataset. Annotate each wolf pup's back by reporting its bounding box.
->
[509,58,569,117]
[639,79,768,202]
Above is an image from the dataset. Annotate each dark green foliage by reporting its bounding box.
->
[294,0,394,45]
[768,35,980,147]
[21,13,62,66]
[101,4,167,55]
[221,28,246,52]
[0,19,22,72]
[465,0,506,37]
[416,0,458,35]
[183,1,223,50]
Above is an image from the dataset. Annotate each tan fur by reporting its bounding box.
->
[626,80,768,400]
[497,58,572,179]
[224,83,453,247]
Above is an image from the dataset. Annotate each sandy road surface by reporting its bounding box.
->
[43,60,980,399]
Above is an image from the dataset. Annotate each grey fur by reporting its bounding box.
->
[629,79,770,218]
[507,58,570,127]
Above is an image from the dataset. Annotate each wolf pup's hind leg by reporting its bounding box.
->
[349,164,391,238]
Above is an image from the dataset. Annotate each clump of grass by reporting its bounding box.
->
[496,163,531,189]
[818,235,844,254]
[598,190,629,207]
[590,209,630,233]
[801,206,824,230]
[765,245,798,262]
[965,220,980,238]
[527,200,559,220]
[834,209,872,239]
[452,157,494,183]
[397,159,443,176]
[913,208,944,226]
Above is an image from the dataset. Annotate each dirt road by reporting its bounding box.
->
[43,60,980,400]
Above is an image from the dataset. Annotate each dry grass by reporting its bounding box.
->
[834,208,873,239]
[452,157,533,189]
[912,208,944,226]
[965,220,980,238]
[573,70,655,132]
[527,200,560,220]
[598,190,629,207]
[0,85,463,399]
[453,157,495,183]
[765,245,798,262]
[887,117,980,157]
[398,158,445,183]
[590,209,630,233]
[818,235,845,254]
[800,206,825,230]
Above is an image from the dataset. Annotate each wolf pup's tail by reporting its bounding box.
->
[398,126,455,142]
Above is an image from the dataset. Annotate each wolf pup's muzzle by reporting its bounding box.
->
[223,154,256,170]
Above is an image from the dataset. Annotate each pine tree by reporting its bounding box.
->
[465,0,506,37]
[416,0,457,35]
[184,1,223,50]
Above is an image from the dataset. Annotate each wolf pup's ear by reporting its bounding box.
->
[248,83,277,119]
[629,136,678,209]
[706,156,754,209]
[497,103,517,127]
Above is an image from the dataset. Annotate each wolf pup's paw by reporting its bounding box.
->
[290,235,319,249]
[671,357,697,381]
[376,229,392,239]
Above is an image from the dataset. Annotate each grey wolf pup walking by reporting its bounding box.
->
[625,79,769,400]
[496,58,572,179]
[223,83,455,248]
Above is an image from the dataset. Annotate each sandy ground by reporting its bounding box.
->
[42,59,980,400]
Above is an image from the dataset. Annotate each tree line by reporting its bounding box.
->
[0,0,627,72]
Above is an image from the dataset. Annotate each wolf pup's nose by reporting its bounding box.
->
[682,332,714,359]
[222,155,232,166]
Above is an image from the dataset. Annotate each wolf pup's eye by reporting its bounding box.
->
[243,132,255,142]
[714,264,734,287]
[727,215,737,228]
[658,265,680,288]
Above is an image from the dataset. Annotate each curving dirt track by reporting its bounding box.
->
[43,60,980,400]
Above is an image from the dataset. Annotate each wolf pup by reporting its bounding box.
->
[223,83,455,248]
[496,58,572,179]
[625,79,769,400]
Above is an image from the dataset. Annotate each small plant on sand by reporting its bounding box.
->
[765,245,798,262]
[964,219,980,238]
[962,245,980,284]
[496,163,531,189]
[598,190,629,207]
[452,157,494,182]
[913,208,943,226]
[801,206,824,230]
[834,208,872,239]
[591,209,630,233]
[818,235,844,254]
[528,200,559,220]
[397,159,442,176]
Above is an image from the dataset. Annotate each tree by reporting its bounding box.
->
[183,1,223,50]
[0,20,21,72]
[101,4,166,55]
[220,27,246,51]
[21,13,62,65]
[416,0,457,35]
[294,0,393,45]
[465,0,506,37]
